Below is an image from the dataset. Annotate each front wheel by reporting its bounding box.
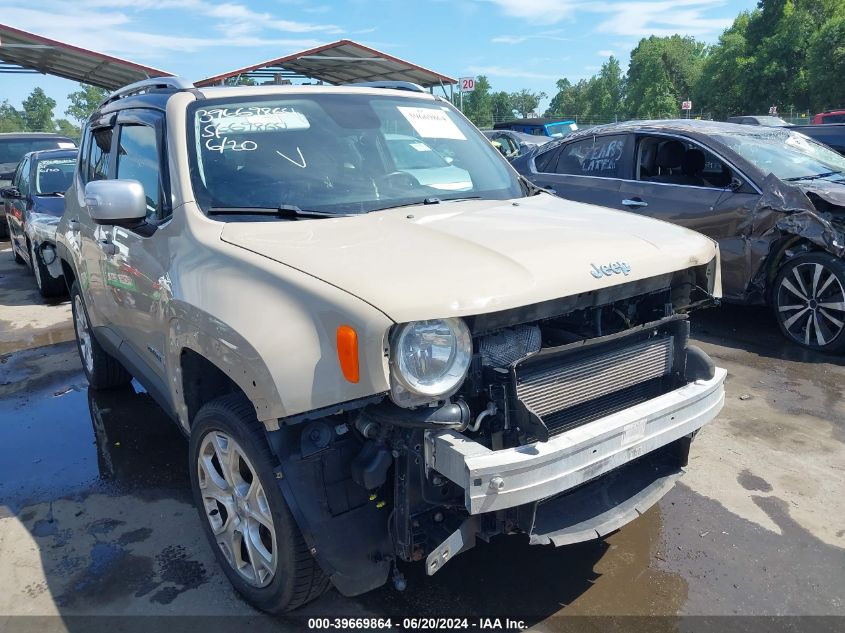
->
[189,394,329,612]
[773,252,845,352]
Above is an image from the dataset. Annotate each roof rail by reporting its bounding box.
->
[99,76,195,108]
[348,81,427,93]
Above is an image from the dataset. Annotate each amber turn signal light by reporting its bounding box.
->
[336,325,360,383]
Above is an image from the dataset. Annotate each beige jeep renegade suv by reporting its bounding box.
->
[56,77,726,612]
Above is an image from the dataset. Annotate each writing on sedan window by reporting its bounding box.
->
[582,139,624,173]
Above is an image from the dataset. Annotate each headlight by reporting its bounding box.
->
[390,318,472,404]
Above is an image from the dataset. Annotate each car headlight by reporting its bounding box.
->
[390,318,472,405]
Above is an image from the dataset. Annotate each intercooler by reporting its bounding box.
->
[507,318,689,440]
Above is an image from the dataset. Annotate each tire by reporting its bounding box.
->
[773,252,845,352]
[189,394,329,613]
[30,240,66,298]
[70,281,133,388]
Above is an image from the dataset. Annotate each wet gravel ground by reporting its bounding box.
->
[0,243,843,631]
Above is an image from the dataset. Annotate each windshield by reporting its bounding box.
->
[713,129,845,182]
[188,93,522,216]
[35,157,76,196]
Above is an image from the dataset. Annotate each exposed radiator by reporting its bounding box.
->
[515,336,675,420]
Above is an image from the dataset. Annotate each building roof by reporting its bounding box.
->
[195,39,456,89]
[0,23,173,90]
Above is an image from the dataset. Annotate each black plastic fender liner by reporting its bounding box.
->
[517,438,690,546]
[685,345,716,382]
[265,427,392,596]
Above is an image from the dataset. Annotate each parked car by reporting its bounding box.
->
[493,117,578,137]
[2,148,77,296]
[58,78,725,613]
[482,129,552,159]
[512,119,845,351]
[812,109,845,125]
[727,115,792,127]
[0,132,76,238]
[794,123,845,156]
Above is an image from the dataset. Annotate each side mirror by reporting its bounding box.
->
[84,180,147,226]
[0,186,22,199]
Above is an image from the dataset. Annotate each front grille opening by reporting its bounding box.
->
[526,376,666,441]
[510,318,689,444]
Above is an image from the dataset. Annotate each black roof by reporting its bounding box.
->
[27,148,78,161]
[97,90,179,116]
[0,132,75,141]
[494,118,574,128]
[561,119,757,142]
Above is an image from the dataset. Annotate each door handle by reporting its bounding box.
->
[622,199,648,208]
[68,218,81,232]
[98,239,117,256]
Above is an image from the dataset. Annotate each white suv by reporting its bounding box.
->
[57,77,726,612]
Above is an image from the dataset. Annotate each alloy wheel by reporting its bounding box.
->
[73,295,94,373]
[197,431,277,588]
[777,261,845,347]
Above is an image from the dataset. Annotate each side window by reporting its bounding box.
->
[534,146,563,173]
[116,124,162,221]
[636,136,734,188]
[553,135,627,178]
[17,158,31,198]
[89,128,114,182]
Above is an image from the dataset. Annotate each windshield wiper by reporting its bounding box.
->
[371,197,444,212]
[784,171,842,182]
[208,205,348,219]
[37,191,65,197]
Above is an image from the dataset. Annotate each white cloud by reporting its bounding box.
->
[491,30,571,44]
[467,65,560,80]
[484,0,578,24]
[2,5,322,59]
[592,1,732,37]
[597,49,615,56]
[485,0,734,40]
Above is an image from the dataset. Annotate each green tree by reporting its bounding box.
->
[491,91,514,123]
[66,84,109,125]
[694,13,754,119]
[55,118,81,140]
[0,100,25,133]
[458,76,493,127]
[807,8,845,111]
[224,75,257,86]
[22,88,56,132]
[509,89,547,118]
[626,35,706,119]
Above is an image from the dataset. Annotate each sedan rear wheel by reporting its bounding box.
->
[774,253,845,352]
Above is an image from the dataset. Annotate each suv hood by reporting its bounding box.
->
[220,194,718,323]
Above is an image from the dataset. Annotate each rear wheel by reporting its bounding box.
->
[30,240,66,298]
[773,253,845,352]
[70,281,132,388]
[190,394,329,613]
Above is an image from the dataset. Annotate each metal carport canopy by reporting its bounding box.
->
[0,23,173,90]
[195,39,456,89]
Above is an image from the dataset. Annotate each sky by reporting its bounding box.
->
[1,0,758,119]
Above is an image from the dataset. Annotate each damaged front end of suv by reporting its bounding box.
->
[265,256,724,595]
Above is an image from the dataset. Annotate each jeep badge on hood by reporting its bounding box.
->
[590,261,632,278]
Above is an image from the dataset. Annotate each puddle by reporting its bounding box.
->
[0,344,189,511]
